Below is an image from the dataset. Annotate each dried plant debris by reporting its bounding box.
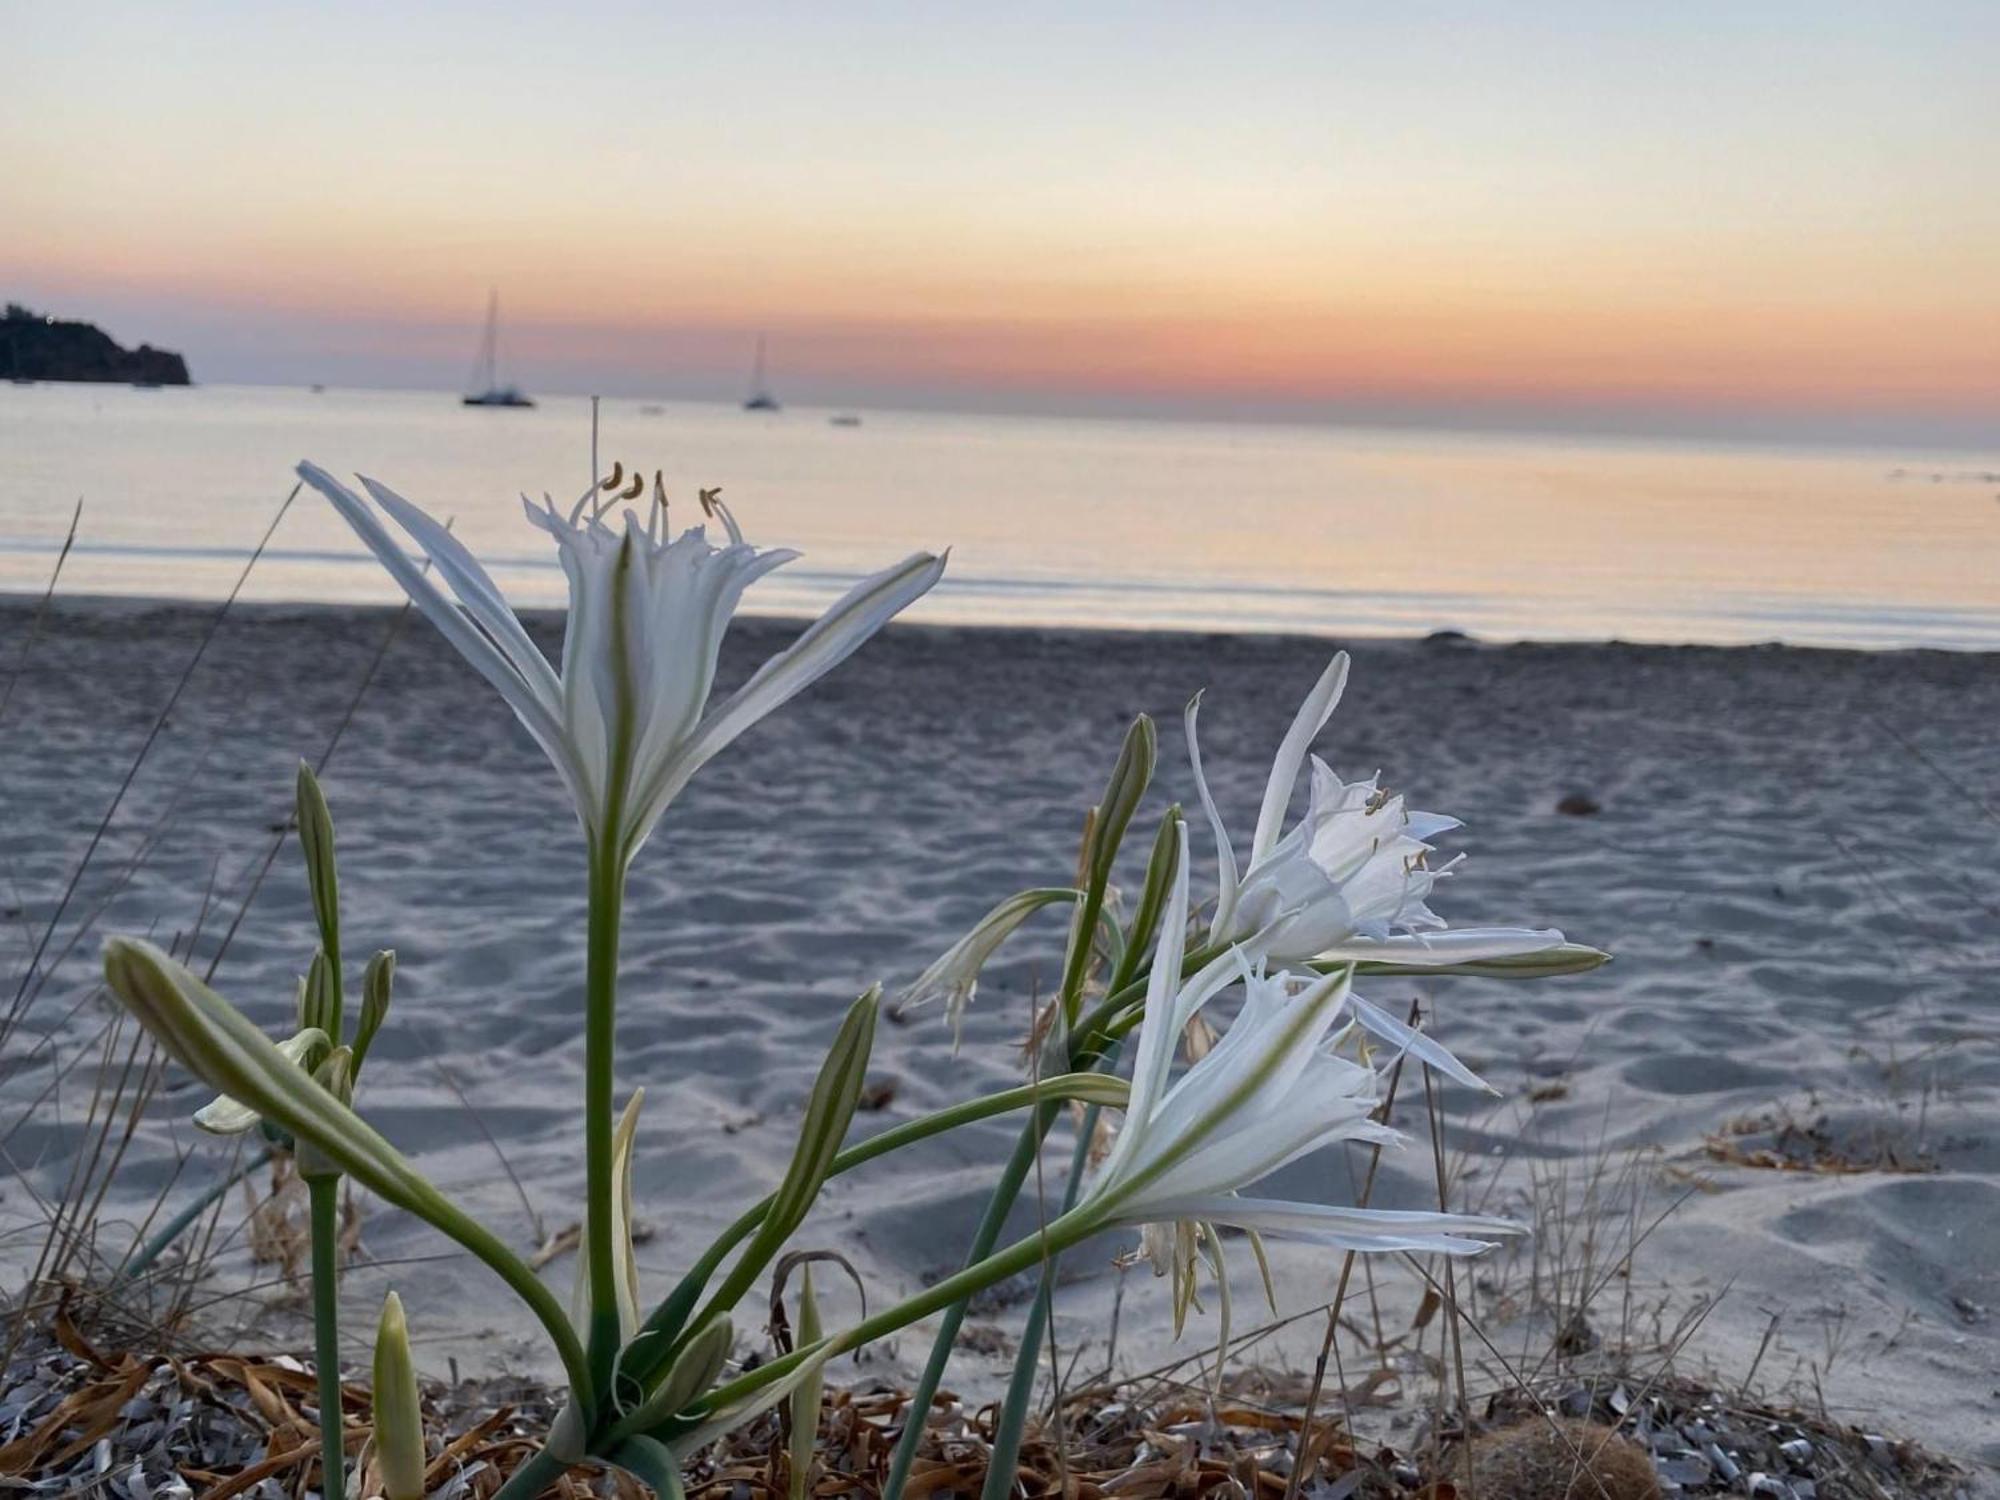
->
[1705,1108,1938,1176]
[0,1318,1972,1500]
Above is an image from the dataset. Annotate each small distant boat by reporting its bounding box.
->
[463,290,535,408]
[743,334,781,412]
[309,382,327,394]
[829,413,862,427]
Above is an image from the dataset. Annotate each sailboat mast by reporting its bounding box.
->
[480,290,501,392]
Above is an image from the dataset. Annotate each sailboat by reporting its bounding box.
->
[463,290,535,408]
[742,334,781,412]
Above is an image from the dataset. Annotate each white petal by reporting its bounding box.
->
[1250,653,1349,866]
[300,463,583,806]
[357,475,562,707]
[1098,821,1193,1187]
[1166,1194,1525,1254]
[1345,994,1496,1095]
[1183,693,1240,936]
[624,551,944,851]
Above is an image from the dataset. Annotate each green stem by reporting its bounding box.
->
[881,955,1207,1500]
[308,1174,345,1500]
[880,1099,1060,1497]
[584,839,627,1398]
[981,1089,1105,1500]
[668,1204,1105,1447]
[621,1073,1125,1394]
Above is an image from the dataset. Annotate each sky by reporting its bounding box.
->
[5,1,1998,444]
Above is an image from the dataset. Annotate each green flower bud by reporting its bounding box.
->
[354,950,396,1072]
[300,949,338,1039]
[372,1291,427,1500]
[295,762,341,972]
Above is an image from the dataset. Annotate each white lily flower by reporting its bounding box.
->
[1081,826,1522,1316]
[1187,652,1565,966]
[299,462,945,861]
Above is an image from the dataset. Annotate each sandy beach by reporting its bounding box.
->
[3,597,1996,1476]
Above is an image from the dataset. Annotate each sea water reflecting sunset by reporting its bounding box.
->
[2,382,1994,649]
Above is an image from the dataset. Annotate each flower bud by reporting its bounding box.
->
[372,1291,427,1500]
[354,949,396,1071]
[295,762,341,966]
[300,949,338,1038]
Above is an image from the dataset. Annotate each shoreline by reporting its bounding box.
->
[8,589,1999,661]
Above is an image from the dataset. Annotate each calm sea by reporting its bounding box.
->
[1,382,1994,649]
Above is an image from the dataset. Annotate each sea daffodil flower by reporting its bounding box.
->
[299,462,944,861]
[1082,826,1521,1312]
[1187,651,1565,966]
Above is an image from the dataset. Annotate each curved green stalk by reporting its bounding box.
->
[620,1072,1127,1393]
[648,1202,1112,1449]
[102,938,595,1408]
[308,1174,346,1500]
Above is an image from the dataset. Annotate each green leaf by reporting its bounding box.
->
[298,1045,355,1179]
[572,1090,646,1343]
[788,1266,823,1500]
[607,1435,686,1499]
[617,1312,734,1437]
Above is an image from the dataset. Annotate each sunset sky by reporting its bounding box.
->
[6,2,1997,442]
